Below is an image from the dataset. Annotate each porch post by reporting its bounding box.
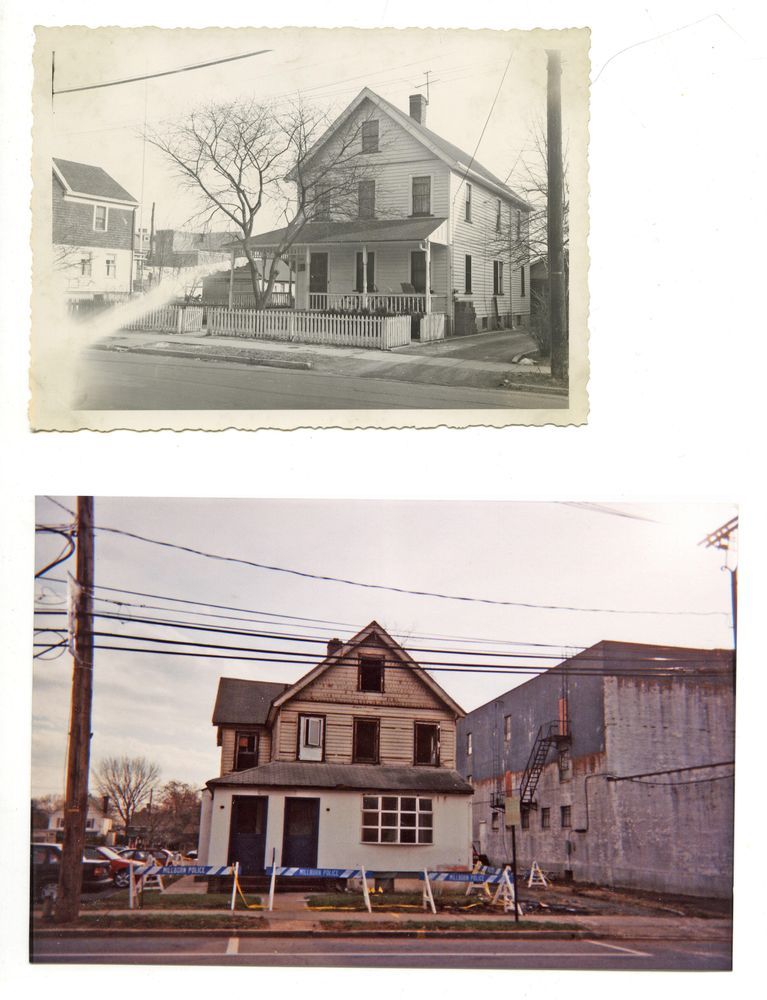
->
[304,244,311,309]
[424,239,431,314]
[362,244,368,310]
[227,250,235,310]
[289,257,294,307]
[261,251,268,305]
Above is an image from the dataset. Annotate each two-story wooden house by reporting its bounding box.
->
[52,157,138,301]
[198,621,473,875]
[230,88,531,335]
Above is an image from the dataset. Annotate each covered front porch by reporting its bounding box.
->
[226,217,450,320]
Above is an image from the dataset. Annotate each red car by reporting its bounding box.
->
[84,845,142,888]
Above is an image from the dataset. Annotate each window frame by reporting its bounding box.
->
[465,182,472,222]
[503,715,512,744]
[495,198,502,233]
[493,260,504,296]
[466,732,473,757]
[313,183,332,221]
[358,655,384,693]
[520,809,530,830]
[361,119,379,153]
[515,209,522,239]
[541,807,551,829]
[80,256,92,277]
[413,721,441,767]
[105,256,117,278]
[361,794,433,845]
[93,204,108,232]
[234,730,259,771]
[560,804,572,828]
[297,713,326,761]
[358,179,375,220]
[352,717,380,764]
[464,254,472,294]
[520,265,526,298]
[411,175,432,217]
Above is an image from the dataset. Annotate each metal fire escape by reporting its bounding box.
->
[519,720,571,808]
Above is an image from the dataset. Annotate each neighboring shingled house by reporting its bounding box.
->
[52,157,138,301]
[198,621,473,876]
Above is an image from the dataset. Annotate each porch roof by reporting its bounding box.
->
[207,761,473,795]
[228,217,448,252]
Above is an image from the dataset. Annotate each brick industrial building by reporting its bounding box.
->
[456,642,734,898]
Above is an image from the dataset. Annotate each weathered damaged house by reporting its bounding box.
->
[230,87,532,335]
[198,621,473,875]
[456,642,735,898]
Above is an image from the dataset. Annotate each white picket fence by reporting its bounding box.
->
[122,305,204,334]
[207,308,411,350]
[419,314,446,343]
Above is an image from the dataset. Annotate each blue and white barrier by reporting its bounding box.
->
[133,864,236,877]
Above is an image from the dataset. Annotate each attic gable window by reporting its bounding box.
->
[94,205,108,232]
[234,731,258,771]
[414,722,440,766]
[361,119,379,153]
[358,656,384,692]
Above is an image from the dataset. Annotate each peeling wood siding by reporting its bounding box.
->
[219,725,271,775]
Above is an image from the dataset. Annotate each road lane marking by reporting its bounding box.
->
[226,938,239,955]
[587,940,650,957]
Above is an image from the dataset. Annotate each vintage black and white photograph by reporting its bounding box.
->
[31,498,734,970]
[30,26,589,429]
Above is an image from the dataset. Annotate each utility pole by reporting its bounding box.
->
[55,497,95,923]
[700,516,738,647]
[546,49,567,381]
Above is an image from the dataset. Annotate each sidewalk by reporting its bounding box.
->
[95,328,563,396]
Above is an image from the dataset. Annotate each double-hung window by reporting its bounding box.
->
[314,184,331,221]
[353,718,379,763]
[496,199,502,232]
[412,176,431,216]
[106,257,117,278]
[94,205,108,231]
[361,120,379,153]
[414,722,440,766]
[358,179,375,219]
[234,731,258,771]
[520,265,526,297]
[464,254,472,294]
[465,183,472,222]
[493,260,504,295]
[298,714,324,761]
[361,795,433,844]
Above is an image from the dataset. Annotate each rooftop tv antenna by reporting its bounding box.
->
[416,70,439,105]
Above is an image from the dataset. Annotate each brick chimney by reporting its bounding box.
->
[327,638,343,656]
[409,93,427,126]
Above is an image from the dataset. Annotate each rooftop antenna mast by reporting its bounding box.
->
[416,70,439,105]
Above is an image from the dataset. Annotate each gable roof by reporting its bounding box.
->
[299,87,530,210]
[270,620,465,719]
[53,158,138,205]
[212,678,289,726]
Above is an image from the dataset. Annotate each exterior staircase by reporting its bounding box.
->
[519,720,571,808]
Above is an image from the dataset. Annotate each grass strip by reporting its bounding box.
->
[80,892,260,911]
[323,919,580,933]
[44,912,269,931]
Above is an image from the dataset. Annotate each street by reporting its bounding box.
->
[32,934,731,970]
[73,350,567,411]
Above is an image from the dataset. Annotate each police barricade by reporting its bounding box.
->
[263,863,518,915]
[129,863,239,910]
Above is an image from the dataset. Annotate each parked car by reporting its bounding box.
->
[30,843,112,903]
[83,845,141,889]
[116,848,153,865]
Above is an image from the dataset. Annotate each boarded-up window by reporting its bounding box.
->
[361,120,379,153]
[414,722,440,766]
[412,176,431,216]
[361,795,432,844]
[353,718,379,764]
[358,656,384,692]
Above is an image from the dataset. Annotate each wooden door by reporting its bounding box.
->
[228,796,268,875]
[309,253,328,294]
[282,797,320,868]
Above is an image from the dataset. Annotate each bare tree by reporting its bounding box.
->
[146,97,382,307]
[93,756,159,836]
[133,781,201,849]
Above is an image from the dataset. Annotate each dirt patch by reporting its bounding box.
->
[518,881,731,919]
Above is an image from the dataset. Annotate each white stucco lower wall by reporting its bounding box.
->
[206,786,472,871]
[197,790,213,865]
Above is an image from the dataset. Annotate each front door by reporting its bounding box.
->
[282,797,320,868]
[228,796,268,875]
[309,253,328,294]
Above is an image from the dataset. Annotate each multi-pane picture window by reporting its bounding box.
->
[353,718,380,764]
[234,731,259,771]
[361,120,379,153]
[414,722,440,765]
[361,795,433,844]
[94,205,108,231]
[412,176,431,216]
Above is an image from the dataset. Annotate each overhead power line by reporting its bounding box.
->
[53,49,272,95]
[86,524,728,618]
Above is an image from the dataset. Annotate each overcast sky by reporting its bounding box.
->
[33,498,735,798]
[44,26,580,235]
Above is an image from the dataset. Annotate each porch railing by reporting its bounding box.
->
[308,292,447,314]
[207,308,411,350]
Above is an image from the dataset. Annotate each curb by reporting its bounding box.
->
[33,926,591,940]
[96,344,313,371]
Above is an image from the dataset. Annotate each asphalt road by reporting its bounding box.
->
[32,934,731,970]
[74,350,567,411]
